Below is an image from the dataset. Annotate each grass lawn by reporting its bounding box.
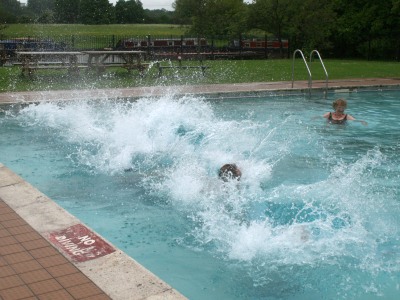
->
[1,24,192,49]
[1,24,188,37]
[1,59,399,93]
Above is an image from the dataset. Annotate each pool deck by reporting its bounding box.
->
[1,78,400,104]
[0,163,186,300]
[1,78,400,299]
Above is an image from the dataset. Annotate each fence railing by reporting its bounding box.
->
[0,34,289,64]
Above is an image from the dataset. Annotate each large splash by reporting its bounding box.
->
[15,93,400,298]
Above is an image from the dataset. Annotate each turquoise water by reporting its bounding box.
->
[1,89,399,299]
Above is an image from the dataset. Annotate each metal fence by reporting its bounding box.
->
[0,34,289,65]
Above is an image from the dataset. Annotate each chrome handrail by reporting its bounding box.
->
[310,50,328,98]
[291,49,312,96]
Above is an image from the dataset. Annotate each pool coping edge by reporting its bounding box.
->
[1,78,400,105]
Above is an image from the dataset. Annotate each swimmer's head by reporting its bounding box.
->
[218,164,242,182]
[333,98,347,110]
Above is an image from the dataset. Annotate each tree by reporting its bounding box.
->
[391,0,400,60]
[0,0,23,23]
[126,0,144,23]
[332,0,400,59]
[173,0,200,25]
[173,0,247,36]
[205,0,247,36]
[27,0,55,15]
[288,0,335,53]
[37,9,55,23]
[115,0,128,23]
[248,0,291,51]
[79,0,114,24]
[115,0,144,23]
[144,9,175,24]
[248,0,335,55]
[54,0,80,23]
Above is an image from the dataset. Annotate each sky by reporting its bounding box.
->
[19,1,174,11]
[112,0,174,10]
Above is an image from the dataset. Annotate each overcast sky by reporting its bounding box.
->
[113,0,173,10]
[19,1,174,10]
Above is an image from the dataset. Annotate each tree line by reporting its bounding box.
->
[0,0,174,24]
[173,0,400,60]
[1,0,399,60]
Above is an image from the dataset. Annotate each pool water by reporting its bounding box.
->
[1,90,399,299]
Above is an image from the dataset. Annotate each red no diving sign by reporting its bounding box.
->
[48,224,115,262]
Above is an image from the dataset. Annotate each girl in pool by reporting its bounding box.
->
[323,98,367,125]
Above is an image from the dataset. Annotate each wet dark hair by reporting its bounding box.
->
[218,164,242,182]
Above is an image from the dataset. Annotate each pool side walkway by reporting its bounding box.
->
[1,78,399,300]
[0,163,186,300]
[1,78,400,104]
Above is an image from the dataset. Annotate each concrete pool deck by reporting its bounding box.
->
[0,163,186,300]
[1,78,400,299]
[1,78,400,104]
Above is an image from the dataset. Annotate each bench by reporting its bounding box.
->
[101,63,150,70]
[13,61,65,66]
[87,63,150,76]
[19,64,88,76]
[26,65,88,70]
[15,51,85,77]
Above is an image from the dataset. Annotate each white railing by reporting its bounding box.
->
[291,49,312,96]
[310,50,329,97]
[291,49,329,98]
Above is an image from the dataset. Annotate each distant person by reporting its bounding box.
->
[323,98,367,125]
[219,164,242,182]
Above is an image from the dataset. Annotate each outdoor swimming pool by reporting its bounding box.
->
[0,89,399,299]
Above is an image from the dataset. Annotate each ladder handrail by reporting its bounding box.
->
[309,50,328,97]
[291,49,312,95]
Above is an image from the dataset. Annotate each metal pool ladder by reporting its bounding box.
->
[291,49,329,98]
